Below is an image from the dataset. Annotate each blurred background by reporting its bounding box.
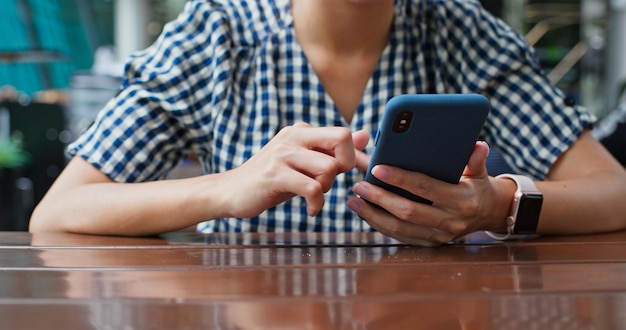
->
[0,0,624,231]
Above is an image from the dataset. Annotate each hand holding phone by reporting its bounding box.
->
[364,94,490,204]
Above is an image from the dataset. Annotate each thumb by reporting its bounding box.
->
[463,141,490,178]
[351,129,370,151]
[352,130,371,172]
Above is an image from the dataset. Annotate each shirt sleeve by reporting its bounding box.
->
[431,0,596,179]
[68,1,231,182]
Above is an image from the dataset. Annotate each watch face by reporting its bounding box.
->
[513,193,543,234]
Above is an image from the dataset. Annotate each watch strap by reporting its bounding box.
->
[498,174,541,195]
[485,174,541,240]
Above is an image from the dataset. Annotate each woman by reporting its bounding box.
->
[30,0,626,246]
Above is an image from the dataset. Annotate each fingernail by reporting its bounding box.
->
[347,197,363,212]
[353,182,369,199]
[372,165,390,180]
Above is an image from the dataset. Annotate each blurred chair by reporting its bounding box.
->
[67,71,121,142]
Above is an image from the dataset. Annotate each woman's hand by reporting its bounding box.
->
[347,141,509,246]
[218,123,367,219]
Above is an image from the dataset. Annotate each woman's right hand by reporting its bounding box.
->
[218,123,363,218]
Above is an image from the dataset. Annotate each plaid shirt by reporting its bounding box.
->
[69,0,594,233]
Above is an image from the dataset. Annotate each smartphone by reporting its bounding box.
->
[364,94,490,204]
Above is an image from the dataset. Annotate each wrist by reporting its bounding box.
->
[487,175,517,233]
[188,172,233,220]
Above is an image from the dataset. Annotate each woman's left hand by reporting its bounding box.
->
[347,141,506,246]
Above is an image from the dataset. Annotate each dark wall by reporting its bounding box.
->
[0,101,66,231]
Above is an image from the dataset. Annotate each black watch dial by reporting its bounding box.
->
[513,193,543,234]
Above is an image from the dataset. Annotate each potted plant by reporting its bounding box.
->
[0,137,29,171]
[0,137,29,211]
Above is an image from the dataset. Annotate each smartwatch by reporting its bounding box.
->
[486,174,543,240]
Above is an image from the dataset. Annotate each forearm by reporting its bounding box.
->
[536,169,626,235]
[30,175,225,236]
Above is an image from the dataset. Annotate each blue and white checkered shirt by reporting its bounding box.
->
[69,0,594,233]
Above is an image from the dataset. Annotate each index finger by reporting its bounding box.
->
[279,125,356,173]
[370,165,452,205]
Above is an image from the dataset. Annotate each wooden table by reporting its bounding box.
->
[0,230,625,329]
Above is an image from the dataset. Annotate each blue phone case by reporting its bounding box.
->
[365,94,490,204]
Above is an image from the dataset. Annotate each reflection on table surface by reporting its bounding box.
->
[1,230,625,329]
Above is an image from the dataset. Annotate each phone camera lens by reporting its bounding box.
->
[393,111,413,133]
